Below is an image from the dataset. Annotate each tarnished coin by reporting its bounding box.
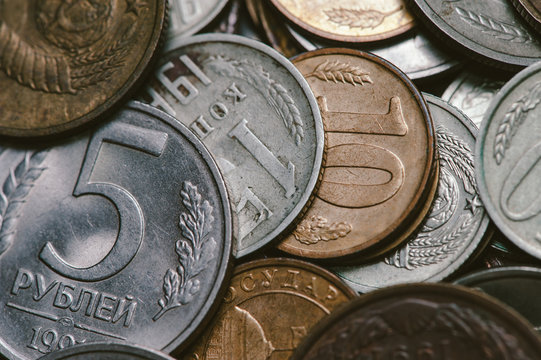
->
[442,71,506,128]
[511,0,541,34]
[0,102,232,359]
[40,343,175,360]
[476,61,541,261]
[143,34,324,258]
[0,0,166,137]
[456,267,541,333]
[269,0,415,43]
[409,0,541,70]
[278,49,436,260]
[168,0,229,38]
[286,22,460,82]
[182,258,357,360]
[291,283,541,360]
[333,94,489,292]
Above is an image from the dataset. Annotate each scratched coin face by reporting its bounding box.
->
[279,49,436,260]
[168,0,229,38]
[0,0,166,137]
[40,343,176,360]
[142,34,324,258]
[181,258,357,360]
[269,0,414,43]
[0,102,232,359]
[291,283,541,360]
[333,94,490,291]
[409,0,541,69]
[476,62,541,261]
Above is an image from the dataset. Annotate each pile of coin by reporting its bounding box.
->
[2,0,541,359]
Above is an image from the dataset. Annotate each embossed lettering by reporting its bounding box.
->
[190,115,215,139]
[291,326,307,347]
[282,270,300,290]
[209,102,228,120]
[303,276,318,298]
[223,286,236,303]
[34,274,58,301]
[54,283,75,309]
[171,0,201,31]
[326,285,338,302]
[157,61,200,105]
[235,187,273,241]
[112,295,137,327]
[147,86,176,117]
[223,82,247,104]
[261,268,278,287]
[27,327,82,354]
[229,119,296,198]
[70,289,98,316]
[94,293,117,322]
[240,273,256,292]
[11,268,33,295]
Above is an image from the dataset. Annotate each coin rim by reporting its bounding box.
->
[162,33,325,259]
[290,282,541,359]
[0,1,167,137]
[268,0,415,43]
[510,0,541,35]
[278,47,436,260]
[38,342,176,360]
[455,265,541,287]
[170,0,230,37]
[476,61,541,261]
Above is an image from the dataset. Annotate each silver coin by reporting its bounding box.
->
[476,61,541,261]
[455,266,541,333]
[168,0,229,38]
[409,0,541,69]
[39,343,175,360]
[0,102,232,359]
[334,94,489,292]
[442,71,506,128]
[143,34,324,258]
[287,24,460,81]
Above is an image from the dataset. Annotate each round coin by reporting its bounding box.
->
[181,258,357,360]
[456,266,541,333]
[269,0,415,43]
[278,48,436,260]
[291,283,541,360]
[168,0,229,38]
[0,0,166,137]
[511,0,541,35]
[408,0,541,70]
[333,94,490,292]
[142,34,324,258]
[442,71,506,128]
[0,102,232,359]
[476,61,541,261]
[39,343,175,360]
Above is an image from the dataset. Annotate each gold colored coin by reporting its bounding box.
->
[181,258,356,360]
[269,0,415,43]
[279,48,437,261]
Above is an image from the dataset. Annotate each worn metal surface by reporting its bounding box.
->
[0,102,232,359]
[334,94,489,291]
[291,283,541,359]
[279,49,437,260]
[0,0,166,137]
[143,34,324,258]
[167,0,229,38]
[477,62,541,261]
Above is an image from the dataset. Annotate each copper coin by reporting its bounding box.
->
[268,0,415,43]
[181,258,356,360]
[291,283,541,360]
[278,48,437,260]
[0,0,166,137]
[511,0,541,34]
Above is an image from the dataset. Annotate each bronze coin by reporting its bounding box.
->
[0,0,166,137]
[181,258,357,360]
[291,283,541,360]
[268,0,415,43]
[278,48,437,260]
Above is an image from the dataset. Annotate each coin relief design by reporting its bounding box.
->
[183,259,356,360]
[0,103,232,359]
[144,34,323,258]
[279,49,436,260]
[269,0,414,43]
[168,0,229,38]
[0,0,165,136]
[333,95,489,292]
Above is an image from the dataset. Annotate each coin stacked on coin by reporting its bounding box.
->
[3,1,541,360]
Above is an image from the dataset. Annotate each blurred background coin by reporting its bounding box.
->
[510,0,541,34]
[181,258,356,360]
[168,0,230,38]
[0,0,166,137]
[0,102,232,359]
[143,34,324,258]
[39,343,176,360]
